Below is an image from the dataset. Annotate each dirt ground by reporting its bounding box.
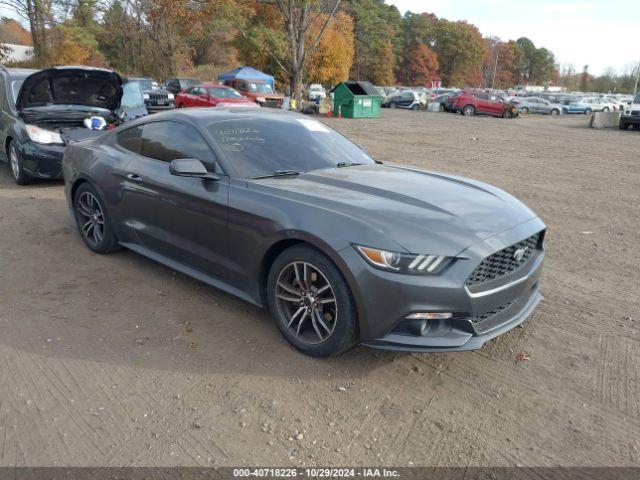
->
[0,110,638,468]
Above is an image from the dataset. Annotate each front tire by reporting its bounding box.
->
[520,107,529,114]
[585,108,592,115]
[74,183,120,254]
[8,140,30,185]
[389,102,397,109]
[267,245,358,357]
[462,105,475,116]
[550,109,560,116]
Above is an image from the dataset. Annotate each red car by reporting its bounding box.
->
[175,83,258,109]
[451,91,518,118]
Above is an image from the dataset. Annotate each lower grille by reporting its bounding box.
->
[466,233,541,287]
[631,110,640,116]
[470,302,514,325]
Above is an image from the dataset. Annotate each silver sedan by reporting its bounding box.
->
[514,97,563,115]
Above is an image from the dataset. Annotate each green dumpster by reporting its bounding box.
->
[331,81,382,118]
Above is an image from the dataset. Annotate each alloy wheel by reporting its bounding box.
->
[275,261,337,345]
[76,191,105,247]
[10,145,20,180]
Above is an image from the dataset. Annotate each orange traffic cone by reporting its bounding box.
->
[327,106,333,118]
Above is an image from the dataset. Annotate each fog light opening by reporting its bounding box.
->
[406,320,428,336]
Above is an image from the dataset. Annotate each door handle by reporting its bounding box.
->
[126,173,143,184]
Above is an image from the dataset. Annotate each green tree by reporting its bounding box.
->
[432,20,485,87]
[347,0,402,84]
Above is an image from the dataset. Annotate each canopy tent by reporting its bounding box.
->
[217,67,275,86]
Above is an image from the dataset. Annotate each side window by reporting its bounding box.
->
[0,76,5,111]
[117,125,144,154]
[139,121,220,172]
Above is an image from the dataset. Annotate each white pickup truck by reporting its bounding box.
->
[620,94,640,130]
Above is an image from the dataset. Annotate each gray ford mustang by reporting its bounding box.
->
[63,108,545,357]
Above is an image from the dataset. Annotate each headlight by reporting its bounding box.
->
[167,93,174,100]
[355,245,453,275]
[25,124,64,145]
[256,97,266,103]
[143,93,150,100]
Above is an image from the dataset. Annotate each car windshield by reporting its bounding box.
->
[247,82,274,94]
[207,87,243,99]
[634,94,640,104]
[139,80,160,90]
[208,116,375,178]
[121,80,145,109]
[11,79,24,106]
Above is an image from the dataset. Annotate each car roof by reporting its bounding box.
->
[126,107,301,128]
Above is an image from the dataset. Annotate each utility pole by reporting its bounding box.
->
[634,61,640,96]
[491,48,499,90]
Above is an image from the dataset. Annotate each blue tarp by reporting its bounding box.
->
[217,67,275,86]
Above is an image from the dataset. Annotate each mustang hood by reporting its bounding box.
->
[16,67,123,112]
[255,164,539,255]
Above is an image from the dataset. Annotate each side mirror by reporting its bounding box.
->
[169,158,219,180]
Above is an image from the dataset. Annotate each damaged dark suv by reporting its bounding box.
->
[0,66,123,184]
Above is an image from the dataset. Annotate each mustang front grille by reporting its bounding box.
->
[466,233,541,287]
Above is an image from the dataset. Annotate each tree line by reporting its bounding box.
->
[0,0,635,97]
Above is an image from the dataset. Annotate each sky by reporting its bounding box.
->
[2,1,638,75]
[387,0,639,75]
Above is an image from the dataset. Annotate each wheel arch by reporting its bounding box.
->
[257,235,363,322]
[4,135,12,159]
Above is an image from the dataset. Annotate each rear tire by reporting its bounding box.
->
[73,182,120,254]
[389,102,397,109]
[550,109,560,116]
[8,140,31,185]
[177,103,185,108]
[411,104,419,111]
[585,108,592,115]
[267,245,358,357]
[603,107,609,112]
[521,107,529,114]
[462,105,475,116]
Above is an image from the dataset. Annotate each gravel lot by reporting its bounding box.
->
[0,110,638,467]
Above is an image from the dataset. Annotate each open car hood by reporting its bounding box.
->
[16,67,123,112]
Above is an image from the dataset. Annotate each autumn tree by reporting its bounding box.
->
[0,0,55,63]
[307,11,354,86]
[400,42,438,85]
[433,19,486,87]
[0,17,32,45]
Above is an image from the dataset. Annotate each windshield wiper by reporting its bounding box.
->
[336,162,363,168]
[251,170,302,179]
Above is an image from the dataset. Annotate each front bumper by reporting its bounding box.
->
[19,140,65,179]
[621,115,640,127]
[145,101,175,111]
[340,217,546,352]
